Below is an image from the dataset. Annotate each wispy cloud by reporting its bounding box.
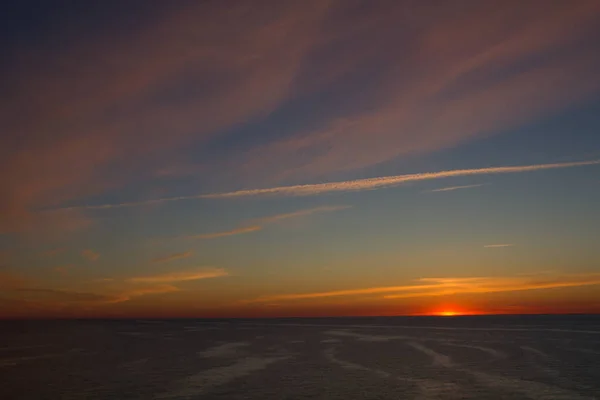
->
[151,251,193,264]
[428,184,487,193]
[246,273,600,303]
[16,288,121,304]
[15,285,180,306]
[245,283,443,303]
[114,285,181,303]
[186,205,349,240]
[484,244,515,248]
[202,160,599,198]
[128,268,228,284]
[253,205,350,224]
[59,160,599,209]
[1,1,330,233]
[3,1,600,232]
[383,275,600,299]
[81,249,99,261]
[187,226,263,240]
[236,2,600,180]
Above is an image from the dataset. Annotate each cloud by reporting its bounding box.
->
[128,268,228,284]
[0,1,331,233]
[237,1,600,180]
[3,1,600,233]
[428,184,486,193]
[252,205,350,224]
[202,160,599,199]
[187,226,263,240]
[13,284,181,306]
[245,282,443,303]
[186,205,349,239]
[62,159,599,208]
[81,249,99,261]
[383,275,600,299]
[484,244,515,248]
[246,273,600,303]
[151,251,193,263]
[113,285,181,303]
[16,288,120,304]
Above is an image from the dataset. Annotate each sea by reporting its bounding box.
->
[1,315,599,399]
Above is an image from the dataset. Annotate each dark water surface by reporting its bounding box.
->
[1,315,600,399]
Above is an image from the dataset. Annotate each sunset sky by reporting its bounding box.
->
[2,0,600,318]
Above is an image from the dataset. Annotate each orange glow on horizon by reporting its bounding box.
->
[424,304,480,317]
[437,310,459,317]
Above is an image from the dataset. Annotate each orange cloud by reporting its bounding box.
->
[9,284,181,309]
[151,251,193,263]
[246,273,600,303]
[251,205,350,224]
[186,206,349,239]
[15,288,120,304]
[245,283,444,303]
[111,285,181,303]
[384,275,600,299]
[187,226,263,240]
[128,268,228,284]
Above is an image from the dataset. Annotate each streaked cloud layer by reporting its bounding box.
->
[248,273,600,303]
[429,184,487,193]
[186,206,349,239]
[2,1,600,318]
[128,268,228,284]
[67,160,598,209]
[203,160,600,198]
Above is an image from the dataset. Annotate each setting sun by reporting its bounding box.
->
[425,304,477,317]
[438,310,459,317]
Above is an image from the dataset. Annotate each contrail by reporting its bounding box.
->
[428,184,487,192]
[60,159,600,208]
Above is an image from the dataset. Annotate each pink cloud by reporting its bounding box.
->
[235,1,600,180]
[0,1,331,233]
[2,1,599,232]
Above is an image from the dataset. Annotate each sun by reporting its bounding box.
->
[438,310,459,317]
[423,303,479,317]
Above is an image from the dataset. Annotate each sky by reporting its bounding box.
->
[1,0,600,318]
